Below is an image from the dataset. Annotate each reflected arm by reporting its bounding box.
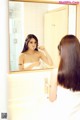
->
[39,47,53,66]
[18,54,24,70]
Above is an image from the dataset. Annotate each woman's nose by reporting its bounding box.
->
[33,43,36,46]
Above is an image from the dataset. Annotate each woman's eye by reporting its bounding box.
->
[30,42,36,44]
[30,42,33,44]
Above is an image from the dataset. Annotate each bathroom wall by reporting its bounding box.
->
[0,0,9,118]
[8,69,52,120]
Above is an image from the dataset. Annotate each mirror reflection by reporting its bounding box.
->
[19,34,53,71]
[9,1,76,71]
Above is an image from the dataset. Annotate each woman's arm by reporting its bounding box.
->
[39,46,53,66]
[18,54,24,71]
[48,69,58,102]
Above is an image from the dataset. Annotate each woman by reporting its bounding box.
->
[48,35,80,120]
[36,35,80,120]
[19,34,53,70]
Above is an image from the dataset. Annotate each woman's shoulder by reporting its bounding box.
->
[34,51,42,56]
[52,68,58,76]
[50,68,58,84]
[19,52,26,58]
[36,50,44,57]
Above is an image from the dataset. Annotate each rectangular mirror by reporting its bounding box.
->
[9,0,76,72]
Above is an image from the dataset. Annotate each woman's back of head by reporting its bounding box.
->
[58,34,80,91]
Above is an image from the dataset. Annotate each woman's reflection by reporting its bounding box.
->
[19,34,53,70]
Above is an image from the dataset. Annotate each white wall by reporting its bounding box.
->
[24,2,48,45]
[8,70,52,120]
[0,0,9,119]
[68,5,76,35]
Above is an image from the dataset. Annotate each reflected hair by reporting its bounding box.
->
[21,34,38,53]
[57,34,80,91]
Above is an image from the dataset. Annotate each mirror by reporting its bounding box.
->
[9,0,76,72]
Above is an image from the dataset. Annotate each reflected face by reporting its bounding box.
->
[28,38,37,50]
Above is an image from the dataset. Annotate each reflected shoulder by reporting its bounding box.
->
[19,53,25,58]
[37,50,44,56]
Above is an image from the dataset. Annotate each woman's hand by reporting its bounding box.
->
[39,46,53,66]
[38,46,45,51]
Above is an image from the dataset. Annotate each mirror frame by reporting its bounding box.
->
[9,0,78,73]
[10,0,78,4]
[10,0,59,4]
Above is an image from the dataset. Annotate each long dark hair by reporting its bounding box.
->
[58,34,80,91]
[22,34,38,53]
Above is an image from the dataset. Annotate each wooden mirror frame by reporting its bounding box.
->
[9,0,78,5]
[10,0,60,4]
